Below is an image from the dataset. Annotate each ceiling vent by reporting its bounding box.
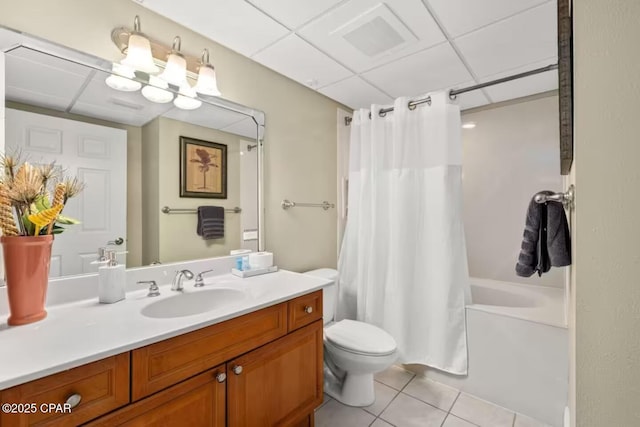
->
[332,3,417,58]
[109,98,144,110]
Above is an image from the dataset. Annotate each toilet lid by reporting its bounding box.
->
[325,320,396,356]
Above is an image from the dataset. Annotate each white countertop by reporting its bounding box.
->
[0,270,331,390]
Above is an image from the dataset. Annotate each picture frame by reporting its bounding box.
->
[179,136,227,199]
[558,0,573,175]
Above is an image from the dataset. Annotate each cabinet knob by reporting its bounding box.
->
[65,393,82,409]
[304,305,313,314]
[215,372,227,383]
[232,365,243,375]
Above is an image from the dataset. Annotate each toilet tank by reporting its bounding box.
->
[303,268,338,325]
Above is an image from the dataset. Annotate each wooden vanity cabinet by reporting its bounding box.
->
[227,320,323,427]
[0,354,130,427]
[84,366,226,427]
[0,290,323,427]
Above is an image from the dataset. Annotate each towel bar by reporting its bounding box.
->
[162,206,242,214]
[281,200,335,210]
[534,185,574,209]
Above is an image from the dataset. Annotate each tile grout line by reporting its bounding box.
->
[373,370,416,426]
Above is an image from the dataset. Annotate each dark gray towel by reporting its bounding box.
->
[197,206,225,240]
[516,193,571,277]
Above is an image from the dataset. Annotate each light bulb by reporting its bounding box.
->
[105,63,141,92]
[194,49,222,96]
[173,83,201,110]
[120,18,159,74]
[141,75,173,104]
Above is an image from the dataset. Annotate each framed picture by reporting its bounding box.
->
[558,0,573,175]
[180,136,227,198]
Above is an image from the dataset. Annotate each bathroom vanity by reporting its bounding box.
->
[0,271,328,426]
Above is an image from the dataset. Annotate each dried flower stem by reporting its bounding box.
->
[0,182,19,236]
[46,183,66,235]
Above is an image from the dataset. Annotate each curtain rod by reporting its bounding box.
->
[344,63,558,125]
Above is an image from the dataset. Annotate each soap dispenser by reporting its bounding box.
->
[98,250,126,304]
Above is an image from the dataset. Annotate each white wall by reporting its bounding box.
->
[461,94,565,287]
[573,1,640,425]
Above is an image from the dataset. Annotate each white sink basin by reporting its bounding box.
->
[141,288,246,319]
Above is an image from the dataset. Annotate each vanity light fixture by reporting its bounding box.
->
[105,63,142,92]
[158,36,188,87]
[194,49,221,97]
[173,83,202,110]
[119,16,159,74]
[141,75,174,104]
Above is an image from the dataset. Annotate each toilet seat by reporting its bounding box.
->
[325,320,396,356]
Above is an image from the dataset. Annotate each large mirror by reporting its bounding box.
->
[0,26,265,279]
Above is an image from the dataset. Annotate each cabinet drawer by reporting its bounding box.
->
[288,290,322,332]
[132,302,287,400]
[85,366,226,427]
[0,353,129,427]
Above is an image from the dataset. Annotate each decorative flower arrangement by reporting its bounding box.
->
[0,154,84,237]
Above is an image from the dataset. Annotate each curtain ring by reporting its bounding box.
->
[368,111,372,120]
[379,110,387,117]
[408,101,416,111]
[449,91,458,101]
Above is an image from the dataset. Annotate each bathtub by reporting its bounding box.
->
[406,278,568,427]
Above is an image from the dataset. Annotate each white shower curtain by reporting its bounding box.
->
[338,92,471,375]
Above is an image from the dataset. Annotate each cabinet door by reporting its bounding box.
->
[227,320,323,427]
[85,366,226,427]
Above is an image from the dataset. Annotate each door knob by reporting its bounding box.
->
[215,372,227,383]
[107,237,124,246]
[232,365,243,375]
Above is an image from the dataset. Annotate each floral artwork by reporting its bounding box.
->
[180,136,227,198]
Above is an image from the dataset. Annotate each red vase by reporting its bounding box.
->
[2,235,53,326]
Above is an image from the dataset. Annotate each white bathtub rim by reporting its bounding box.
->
[468,277,566,329]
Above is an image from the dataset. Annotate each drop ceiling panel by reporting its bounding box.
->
[72,72,173,126]
[482,59,558,102]
[247,0,344,29]
[4,52,92,111]
[253,34,352,89]
[319,76,393,109]
[163,104,250,131]
[454,2,557,78]
[221,117,260,139]
[298,0,445,73]
[426,0,550,38]
[449,81,491,110]
[362,43,471,98]
[137,0,290,56]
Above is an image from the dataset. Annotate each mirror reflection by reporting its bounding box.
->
[2,36,263,278]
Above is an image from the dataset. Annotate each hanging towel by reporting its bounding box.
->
[516,193,571,277]
[197,206,225,240]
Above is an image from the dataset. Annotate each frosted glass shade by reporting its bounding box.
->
[194,64,221,96]
[159,53,188,87]
[141,76,173,103]
[121,33,159,74]
[173,84,201,110]
[105,63,141,92]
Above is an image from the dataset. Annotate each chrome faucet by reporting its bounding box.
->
[194,269,215,287]
[172,269,194,291]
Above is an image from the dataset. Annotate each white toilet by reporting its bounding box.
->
[304,268,397,407]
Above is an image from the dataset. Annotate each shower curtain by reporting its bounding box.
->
[338,92,471,375]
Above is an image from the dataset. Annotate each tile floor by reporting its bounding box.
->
[315,365,551,427]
